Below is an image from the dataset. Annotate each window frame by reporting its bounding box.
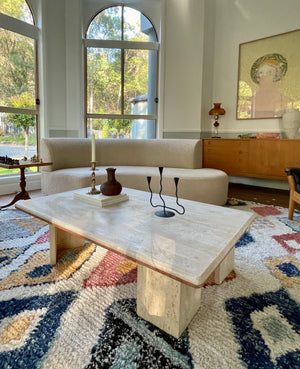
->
[83,5,159,137]
[0,7,40,156]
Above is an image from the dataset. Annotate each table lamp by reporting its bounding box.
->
[209,103,226,138]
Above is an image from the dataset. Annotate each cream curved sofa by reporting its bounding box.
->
[40,138,228,206]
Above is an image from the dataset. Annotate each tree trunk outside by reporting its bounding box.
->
[24,128,29,156]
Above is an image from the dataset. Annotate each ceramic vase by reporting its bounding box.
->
[100,168,122,196]
[281,108,300,139]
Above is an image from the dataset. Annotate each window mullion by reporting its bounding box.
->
[121,49,124,115]
[83,39,159,50]
[121,6,124,116]
[0,13,38,39]
[121,5,124,41]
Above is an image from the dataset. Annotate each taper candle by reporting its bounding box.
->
[91,133,96,162]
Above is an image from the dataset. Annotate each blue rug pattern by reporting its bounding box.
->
[87,298,193,369]
[226,288,300,369]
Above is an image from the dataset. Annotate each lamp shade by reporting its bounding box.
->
[209,103,226,116]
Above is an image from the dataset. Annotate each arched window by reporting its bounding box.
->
[0,0,39,176]
[0,0,34,24]
[84,6,159,139]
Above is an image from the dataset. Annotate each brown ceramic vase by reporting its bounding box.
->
[100,168,122,196]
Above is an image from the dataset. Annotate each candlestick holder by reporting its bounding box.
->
[147,167,185,218]
[88,161,101,195]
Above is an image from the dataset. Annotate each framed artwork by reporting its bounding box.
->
[236,29,300,119]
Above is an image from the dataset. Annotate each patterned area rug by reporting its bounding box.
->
[0,201,300,369]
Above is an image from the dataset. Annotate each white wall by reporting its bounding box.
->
[162,0,205,138]
[37,0,84,138]
[211,0,300,138]
[65,0,84,136]
[200,0,216,135]
[39,0,67,137]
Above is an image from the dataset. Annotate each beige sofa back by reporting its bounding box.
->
[41,138,202,171]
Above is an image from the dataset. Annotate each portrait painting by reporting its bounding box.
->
[236,29,300,119]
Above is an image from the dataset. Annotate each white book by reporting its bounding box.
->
[74,189,129,207]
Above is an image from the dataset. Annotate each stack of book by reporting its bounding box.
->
[73,189,129,207]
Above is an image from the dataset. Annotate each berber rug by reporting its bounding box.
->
[0,200,299,369]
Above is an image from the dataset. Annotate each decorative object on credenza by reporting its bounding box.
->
[256,132,280,139]
[88,161,101,195]
[281,108,300,138]
[237,133,257,139]
[147,167,185,218]
[101,168,122,196]
[209,103,226,138]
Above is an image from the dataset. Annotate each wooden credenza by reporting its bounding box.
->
[203,138,300,180]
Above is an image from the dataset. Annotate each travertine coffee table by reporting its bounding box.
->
[16,187,255,338]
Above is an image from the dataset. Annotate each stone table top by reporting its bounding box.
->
[16,187,255,287]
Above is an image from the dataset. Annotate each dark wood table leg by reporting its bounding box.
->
[0,168,31,210]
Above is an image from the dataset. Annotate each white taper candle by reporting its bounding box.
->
[91,133,96,162]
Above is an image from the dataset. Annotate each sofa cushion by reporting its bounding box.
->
[97,139,202,169]
[40,138,202,171]
[41,166,228,206]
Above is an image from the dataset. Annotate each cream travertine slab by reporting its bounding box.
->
[16,187,255,337]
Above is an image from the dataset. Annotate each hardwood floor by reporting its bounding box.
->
[0,189,43,208]
[227,182,293,208]
[0,183,296,210]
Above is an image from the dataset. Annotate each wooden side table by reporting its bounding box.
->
[0,161,52,210]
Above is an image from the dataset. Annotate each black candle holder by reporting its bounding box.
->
[147,167,185,218]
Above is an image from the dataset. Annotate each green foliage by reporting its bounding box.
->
[0,29,35,106]
[7,92,35,132]
[0,167,20,175]
[105,119,131,138]
[88,6,122,40]
[87,46,148,117]
[9,91,35,109]
[6,92,36,153]
[102,122,110,139]
[0,0,29,21]
[0,166,37,176]
[0,1,35,107]
[93,119,131,138]
[0,134,36,144]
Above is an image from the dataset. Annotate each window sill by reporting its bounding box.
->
[0,172,41,195]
